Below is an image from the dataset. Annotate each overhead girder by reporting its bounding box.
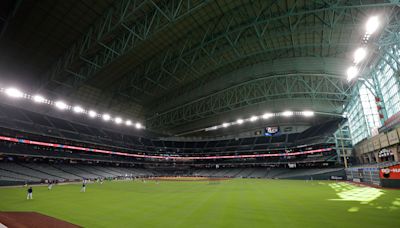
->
[151,57,353,114]
[117,41,358,101]
[142,42,357,108]
[378,9,400,48]
[114,1,397,103]
[145,73,351,129]
[117,32,358,99]
[39,0,209,92]
[33,0,399,133]
[40,0,397,95]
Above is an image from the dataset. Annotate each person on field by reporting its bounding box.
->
[81,182,86,192]
[48,181,53,190]
[27,187,33,200]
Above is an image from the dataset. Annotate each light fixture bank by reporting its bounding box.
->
[346,16,380,81]
[205,110,315,131]
[0,87,144,129]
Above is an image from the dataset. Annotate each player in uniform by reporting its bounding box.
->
[27,187,33,200]
[81,182,86,192]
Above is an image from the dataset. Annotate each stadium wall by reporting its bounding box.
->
[354,125,400,164]
[281,169,346,180]
[346,162,400,188]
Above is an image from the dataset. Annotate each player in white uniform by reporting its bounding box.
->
[80,179,87,192]
[27,187,33,200]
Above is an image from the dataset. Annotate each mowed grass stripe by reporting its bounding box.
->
[0,179,399,228]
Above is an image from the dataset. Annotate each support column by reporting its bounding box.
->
[392,146,399,162]
[374,152,380,163]
[367,153,373,164]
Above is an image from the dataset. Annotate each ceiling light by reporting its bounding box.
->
[262,113,273,119]
[102,114,111,121]
[33,95,45,103]
[125,120,132,126]
[5,88,23,98]
[302,111,314,117]
[135,123,142,129]
[236,119,244,124]
[222,123,230,128]
[282,111,294,117]
[354,48,367,64]
[250,116,258,122]
[88,110,97,118]
[207,126,218,131]
[366,16,379,35]
[115,117,122,124]
[55,101,68,110]
[347,66,359,81]
[73,106,84,113]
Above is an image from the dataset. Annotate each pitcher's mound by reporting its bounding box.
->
[0,212,81,228]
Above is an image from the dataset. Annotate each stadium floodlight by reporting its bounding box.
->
[125,120,132,126]
[282,111,294,117]
[33,95,45,103]
[88,110,97,118]
[353,48,367,64]
[222,122,230,128]
[302,110,314,117]
[365,16,379,35]
[102,114,111,121]
[236,119,244,124]
[250,116,259,122]
[5,87,23,98]
[135,122,142,129]
[73,106,84,114]
[262,113,273,119]
[346,66,358,81]
[115,117,122,124]
[55,101,68,110]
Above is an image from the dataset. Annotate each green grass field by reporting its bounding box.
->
[0,179,399,227]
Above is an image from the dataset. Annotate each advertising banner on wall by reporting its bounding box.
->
[380,164,400,180]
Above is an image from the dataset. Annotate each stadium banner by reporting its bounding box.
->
[380,164,400,180]
[0,135,332,161]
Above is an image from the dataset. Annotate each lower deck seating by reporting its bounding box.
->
[0,162,155,185]
[192,167,344,179]
[0,161,345,186]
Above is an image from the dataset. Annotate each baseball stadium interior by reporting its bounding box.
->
[0,0,399,227]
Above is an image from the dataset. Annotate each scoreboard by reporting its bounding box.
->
[264,126,280,136]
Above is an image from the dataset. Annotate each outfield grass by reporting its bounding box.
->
[0,179,399,227]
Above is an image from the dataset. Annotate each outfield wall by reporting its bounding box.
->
[280,169,346,180]
[346,162,400,188]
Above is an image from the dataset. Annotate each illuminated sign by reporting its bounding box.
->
[380,164,400,179]
[0,135,332,161]
[264,126,279,136]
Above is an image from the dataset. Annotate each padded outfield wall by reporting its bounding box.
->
[346,162,400,188]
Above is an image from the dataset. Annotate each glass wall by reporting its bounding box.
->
[373,45,400,118]
[346,83,381,145]
[347,32,400,145]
